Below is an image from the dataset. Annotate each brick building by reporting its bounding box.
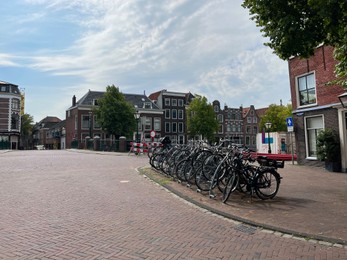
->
[32,116,64,149]
[149,90,194,144]
[288,45,346,172]
[0,81,21,149]
[212,101,264,151]
[65,90,163,149]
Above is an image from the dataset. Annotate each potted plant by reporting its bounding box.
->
[316,128,341,172]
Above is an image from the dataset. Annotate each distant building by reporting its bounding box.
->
[65,90,163,149]
[32,116,64,149]
[0,81,21,149]
[149,90,194,144]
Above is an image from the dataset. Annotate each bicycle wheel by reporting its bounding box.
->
[195,166,211,192]
[254,170,281,200]
[175,159,190,182]
[202,154,223,180]
[222,170,239,203]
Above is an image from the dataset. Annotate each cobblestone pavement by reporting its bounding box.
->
[0,150,346,259]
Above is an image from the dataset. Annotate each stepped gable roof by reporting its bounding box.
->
[75,90,160,110]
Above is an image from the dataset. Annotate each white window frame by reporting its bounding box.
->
[81,115,90,129]
[296,72,317,108]
[178,99,184,107]
[165,98,170,106]
[304,114,324,159]
[165,109,170,119]
[172,109,177,119]
[178,122,184,133]
[165,122,170,133]
[172,99,177,106]
[178,109,184,119]
[154,117,161,131]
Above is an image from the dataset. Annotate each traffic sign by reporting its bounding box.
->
[286,117,294,132]
[150,130,156,138]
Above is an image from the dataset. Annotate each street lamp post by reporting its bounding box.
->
[265,122,272,154]
[134,111,140,143]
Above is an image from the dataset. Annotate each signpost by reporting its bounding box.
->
[286,117,295,164]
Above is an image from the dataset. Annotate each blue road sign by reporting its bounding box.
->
[286,117,294,132]
[286,117,293,127]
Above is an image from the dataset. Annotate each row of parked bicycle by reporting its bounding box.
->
[148,138,284,203]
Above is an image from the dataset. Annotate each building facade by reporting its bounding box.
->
[149,90,194,144]
[65,90,163,149]
[0,81,21,149]
[288,45,346,171]
[32,116,64,149]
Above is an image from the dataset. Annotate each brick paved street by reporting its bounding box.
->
[0,150,346,259]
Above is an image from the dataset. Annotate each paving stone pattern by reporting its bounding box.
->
[0,150,346,259]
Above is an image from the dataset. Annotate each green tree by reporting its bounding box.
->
[94,85,136,138]
[242,0,347,87]
[20,113,34,149]
[259,104,292,132]
[187,95,219,142]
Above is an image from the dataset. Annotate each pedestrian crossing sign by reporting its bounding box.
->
[286,117,294,132]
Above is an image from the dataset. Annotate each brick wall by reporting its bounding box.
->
[288,45,345,110]
[293,107,339,166]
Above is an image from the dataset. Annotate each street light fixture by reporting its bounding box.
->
[134,110,140,143]
[265,122,272,154]
[338,92,347,108]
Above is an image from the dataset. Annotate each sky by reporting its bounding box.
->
[0,0,291,122]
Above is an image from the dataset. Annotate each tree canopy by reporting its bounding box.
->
[242,0,347,87]
[93,85,136,138]
[187,95,219,142]
[259,104,292,132]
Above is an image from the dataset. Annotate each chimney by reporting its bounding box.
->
[72,95,76,106]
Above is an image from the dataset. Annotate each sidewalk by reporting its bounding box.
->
[142,162,347,245]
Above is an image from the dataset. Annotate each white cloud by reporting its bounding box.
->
[3,0,291,120]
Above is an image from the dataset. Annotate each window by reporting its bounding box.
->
[178,122,184,133]
[144,102,152,109]
[178,99,184,106]
[165,122,170,133]
[217,114,223,123]
[172,122,177,133]
[154,117,161,131]
[247,117,252,123]
[253,126,258,134]
[92,99,98,106]
[305,115,323,158]
[172,99,177,106]
[11,99,20,109]
[245,136,250,146]
[172,109,177,119]
[144,117,152,130]
[11,114,19,130]
[178,110,184,119]
[1,86,7,92]
[178,135,184,144]
[253,117,257,123]
[298,73,316,106]
[93,116,101,129]
[227,124,231,132]
[218,124,223,134]
[214,105,219,112]
[75,115,78,130]
[81,115,90,129]
[165,98,170,106]
[246,125,251,134]
[165,109,170,119]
